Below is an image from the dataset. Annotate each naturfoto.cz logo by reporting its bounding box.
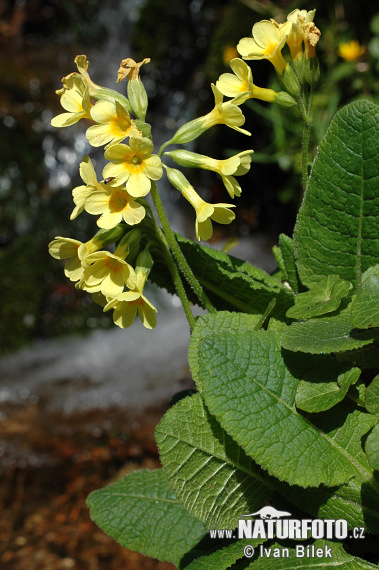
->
[209,506,365,559]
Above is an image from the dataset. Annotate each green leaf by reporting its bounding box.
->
[149,235,294,319]
[286,275,351,319]
[295,365,360,413]
[281,307,378,354]
[189,311,286,390]
[278,234,302,294]
[293,99,379,289]
[365,423,379,470]
[351,265,379,328]
[245,540,377,569]
[185,539,266,570]
[156,393,274,530]
[86,469,207,567]
[196,328,376,487]
[366,374,379,415]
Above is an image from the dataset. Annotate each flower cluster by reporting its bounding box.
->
[49,9,320,331]
[236,9,320,96]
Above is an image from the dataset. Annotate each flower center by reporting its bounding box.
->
[132,155,142,166]
[109,190,128,212]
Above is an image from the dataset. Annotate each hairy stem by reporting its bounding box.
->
[146,206,196,331]
[150,181,216,313]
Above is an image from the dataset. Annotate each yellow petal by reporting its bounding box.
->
[196,218,213,241]
[49,237,81,259]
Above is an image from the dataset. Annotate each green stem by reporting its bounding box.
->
[162,243,197,331]
[300,88,314,195]
[144,203,196,331]
[150,181,216,313]
[301,120,311,193]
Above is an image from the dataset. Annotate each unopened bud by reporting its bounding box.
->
[127,78,148,121]
[279,64,301,98]
[115,229,142,261]
[273,91,297,108]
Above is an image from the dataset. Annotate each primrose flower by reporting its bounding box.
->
[51,75,92,128]
[237,19,292,74]
[338,40,365,62]
[48,237,99,281]
[70,156,103,220]
[102,136,163,197]
[86,100,141,147]
[104,264,157,330]
[165,167,235,241]
[286,9,316,60]
[166,149,253,198]
[202,84,251,134]
[82,251,136,298]
[216,58,279,104]
[84,185,146,228]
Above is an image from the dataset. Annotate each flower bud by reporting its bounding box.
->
[115,229,142,262]
[127,78,149,121]
[91,225,126,250]
[279,64,301,98]
[304,56,320,88]
[273,91,297,108]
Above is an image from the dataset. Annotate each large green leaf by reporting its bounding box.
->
[86,469,207,567]
[293,99,379,289]
[245,540,377,569]
[351,265,379,328]
[149,235,294,319]
[196,328,376,487]
[156,393,274,530]
[189,311,286,390]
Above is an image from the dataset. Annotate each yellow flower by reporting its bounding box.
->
[286,9,316,60]
[103,136,163,197]
[104,272,157,329]
[86,100,141,147]
[166,149,253,198]
[48,237,99,281]
[338,40,366,62]
[165,167,235,241]
[216,58,277,104]
[82,249,136,298]
[201,84,251,134]
[237,19,292,74]
[84,185,146,228]
[51,75,92,128]
[70,156,103,220]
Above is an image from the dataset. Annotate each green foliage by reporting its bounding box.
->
[351,266,379,328]
[86,469,207,567]
[293,100,379,289]
[150,235,294,319]
[87,98,379,567]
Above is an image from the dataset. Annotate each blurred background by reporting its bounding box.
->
[0,0,378,568]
